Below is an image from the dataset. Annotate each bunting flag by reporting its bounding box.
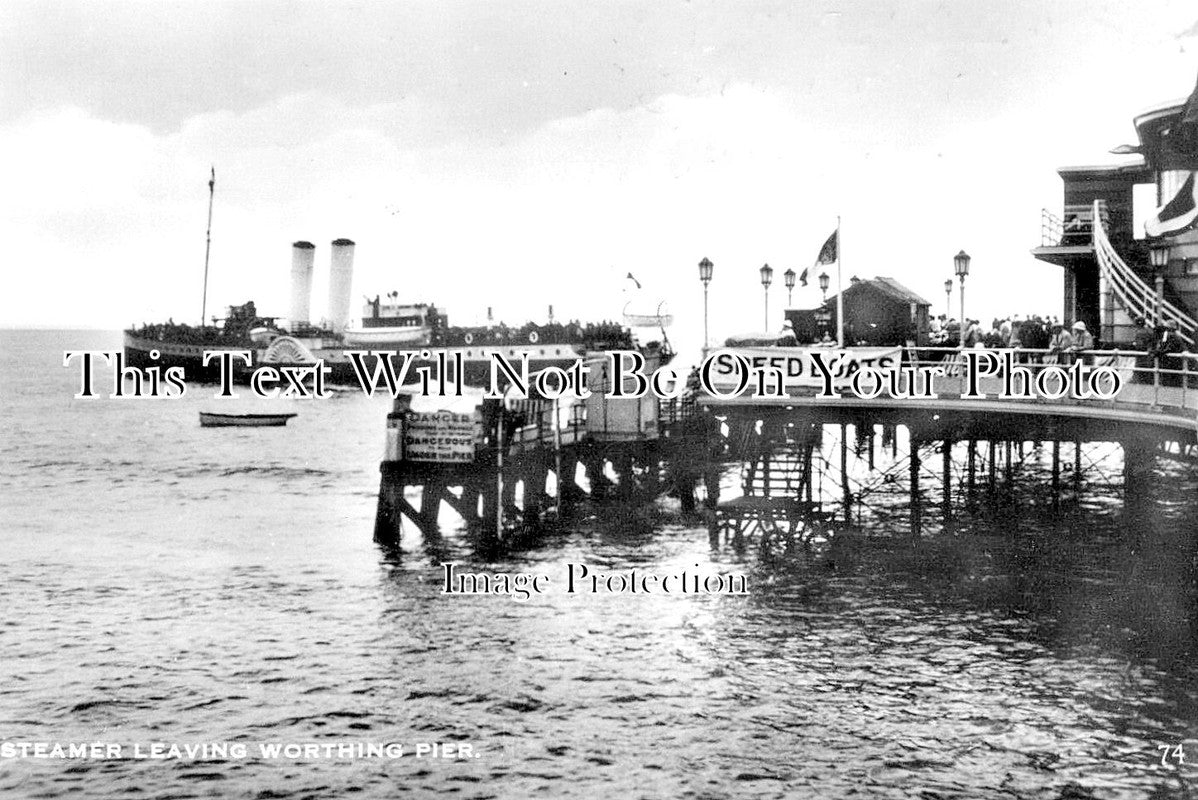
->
[814,229,838,265]
[1161,72,1198,166]
[799,267,808,287]
[1146,171,1198,237]
[625,272,642,290]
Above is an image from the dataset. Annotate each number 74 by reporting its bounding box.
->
[1158,744,1186,767]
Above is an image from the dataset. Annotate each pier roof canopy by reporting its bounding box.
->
[867,276,933,308]
[1134,99,1195,170]
[1056,162,1150,183]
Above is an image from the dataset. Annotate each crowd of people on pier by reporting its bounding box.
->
[927,313,1096,357]
[781,311,1190,386]
[925,312,1184,356]
[923,313,1189,384]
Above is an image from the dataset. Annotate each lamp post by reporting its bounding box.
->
[759,263,773,329]
[818,271,830,303]
[783,268,796,308]
[943,278,953,318]
[954,250,971,347]
[698,257,714,356]
[1149,241,1169,322]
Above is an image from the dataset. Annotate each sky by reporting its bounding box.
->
[3,0,1198,354]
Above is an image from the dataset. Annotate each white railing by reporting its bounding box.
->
[904,346,1196,416]
[1091,199,1197,345]
[700,346,1198,431]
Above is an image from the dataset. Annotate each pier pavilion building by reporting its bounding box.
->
[785,276,932,346]
[1033,93,1198,347]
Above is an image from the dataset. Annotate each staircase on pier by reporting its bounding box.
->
[1031,160,1198,346]
[1091,200,1197,345]
[742,445,812,499]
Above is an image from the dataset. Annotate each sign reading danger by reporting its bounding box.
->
[402,410,482,462]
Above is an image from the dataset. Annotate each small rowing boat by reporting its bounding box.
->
[199,412,297,428]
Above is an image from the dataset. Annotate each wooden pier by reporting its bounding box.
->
[372,357,722,549]
[374,346,1198,551]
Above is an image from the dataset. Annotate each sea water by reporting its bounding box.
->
[2,329,1197,799]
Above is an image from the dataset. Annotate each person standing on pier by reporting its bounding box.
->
[1070,321,1094,365]
[1130,317,1155,382]
[961,319,981,348]
[929,315,944,344]
[778,319,798,346]
[1048,323,1073,364]
[1152,320,1186,387]
[945,317,961,346]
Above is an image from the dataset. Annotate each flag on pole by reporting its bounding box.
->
[814,221,844,347]
[799,267,808,287]
[1146,171,1198,236]
[814,230,838,265]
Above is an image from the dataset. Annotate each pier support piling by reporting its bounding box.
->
[910,432,922,537]
[942,437,953,523]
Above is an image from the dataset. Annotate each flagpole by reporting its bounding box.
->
[836,215,844,348]
[201,166,215,328]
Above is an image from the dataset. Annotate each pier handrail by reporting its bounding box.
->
[1091,199,1197,345]
[899,345,1196,418]
[701,345,1197,425]
[1040,208,1064,248]
[506,398,587,452]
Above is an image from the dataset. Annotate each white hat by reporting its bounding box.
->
[782,319,793,328]
[1072,321,1086,330]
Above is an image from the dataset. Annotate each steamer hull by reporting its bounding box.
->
[123,331,243,383]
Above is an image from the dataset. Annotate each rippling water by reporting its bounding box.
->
[2,329,1198,799]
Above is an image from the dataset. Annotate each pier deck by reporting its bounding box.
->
[374,347,1198,549]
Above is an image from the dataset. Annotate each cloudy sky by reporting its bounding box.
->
[3,1,1197,349]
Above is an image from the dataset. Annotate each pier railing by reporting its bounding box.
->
[908,346,1196,407]
[867,346,1197,427]
[506,398,587,450]
[696,345,1198,434]
[1040,202,1111,247]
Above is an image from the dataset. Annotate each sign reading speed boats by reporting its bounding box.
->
[702,347,903,396]
[402,410,482,462]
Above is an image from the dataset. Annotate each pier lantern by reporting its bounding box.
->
[1149,242,1170,268]
[818,271,830,302]
[783,268,796,307]
[953,250,970,347]
[944,278,953,315]
[759,262,774,287]
[1149,241,1169,317]
[759,263,774,329]
[698,257,714,357]
[954,250,971,278]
